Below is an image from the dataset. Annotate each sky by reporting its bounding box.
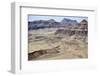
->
[28,15,88,23]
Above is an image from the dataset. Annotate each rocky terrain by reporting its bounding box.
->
[28,18,79,30]
[28,18,88,60]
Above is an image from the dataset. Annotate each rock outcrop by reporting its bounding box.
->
[28,46,60,60]
[55,19,88,39]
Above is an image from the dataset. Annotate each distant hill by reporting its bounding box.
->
[61,18,78,25]
[28,18,79,30]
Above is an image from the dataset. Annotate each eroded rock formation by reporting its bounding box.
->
[28,46,60,60]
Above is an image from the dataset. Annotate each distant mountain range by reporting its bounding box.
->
[28,18,85,30]
[61,18,78,25]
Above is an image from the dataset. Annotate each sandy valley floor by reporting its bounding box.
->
[28,28,88,60]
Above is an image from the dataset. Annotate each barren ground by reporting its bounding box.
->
[28,28,88,60]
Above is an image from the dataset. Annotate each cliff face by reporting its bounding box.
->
[55,29,88,36]
[55,20,88,36]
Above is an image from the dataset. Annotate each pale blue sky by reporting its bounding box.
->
[28,15,88,23]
